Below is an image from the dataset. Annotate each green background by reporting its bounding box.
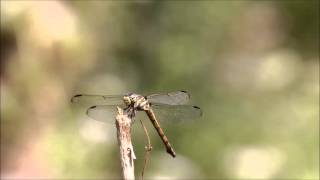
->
[1,1,319,179]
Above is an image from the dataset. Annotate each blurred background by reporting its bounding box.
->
[1,1,319,179]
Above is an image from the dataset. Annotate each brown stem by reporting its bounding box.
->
[139,120,152,180]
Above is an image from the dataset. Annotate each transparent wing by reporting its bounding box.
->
[86,105,126,123]
[71,94,124,106]
[151,104,202,123]
[147,91,190,105]
[86,105,148,123]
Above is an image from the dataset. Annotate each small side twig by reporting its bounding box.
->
[116,107,136,180]
[139,120,152,180]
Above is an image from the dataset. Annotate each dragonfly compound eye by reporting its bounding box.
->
[123,96,131,105]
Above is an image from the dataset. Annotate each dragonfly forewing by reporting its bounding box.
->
[147,91,190,105]
[71,94,124,106]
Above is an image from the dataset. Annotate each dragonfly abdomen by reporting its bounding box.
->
[145,109,176,158]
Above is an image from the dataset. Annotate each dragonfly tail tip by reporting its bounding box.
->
[167,149,176,158]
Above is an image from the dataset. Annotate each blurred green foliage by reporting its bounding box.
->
[1,1,319,179]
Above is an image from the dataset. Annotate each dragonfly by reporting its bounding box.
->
[71,91,202,158]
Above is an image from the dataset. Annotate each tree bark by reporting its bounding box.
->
[116,107,136,180]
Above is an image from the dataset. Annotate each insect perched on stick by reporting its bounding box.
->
[71,91,202,157]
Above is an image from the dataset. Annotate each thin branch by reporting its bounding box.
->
[116,107,136,180]
[139,120,152,180]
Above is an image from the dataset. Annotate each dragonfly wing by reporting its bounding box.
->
[86,105,126,123]
[71,94,124,106]
[148,91,190,105]
[151,104,202,123]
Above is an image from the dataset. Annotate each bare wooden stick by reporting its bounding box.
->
[116,107,136,180]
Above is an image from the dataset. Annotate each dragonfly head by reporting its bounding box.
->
[123,94,132,106]
[123,93,150,111]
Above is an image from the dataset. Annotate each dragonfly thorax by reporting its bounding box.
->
[123,93,150,111]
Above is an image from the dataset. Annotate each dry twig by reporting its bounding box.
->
[116,107,136,180]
